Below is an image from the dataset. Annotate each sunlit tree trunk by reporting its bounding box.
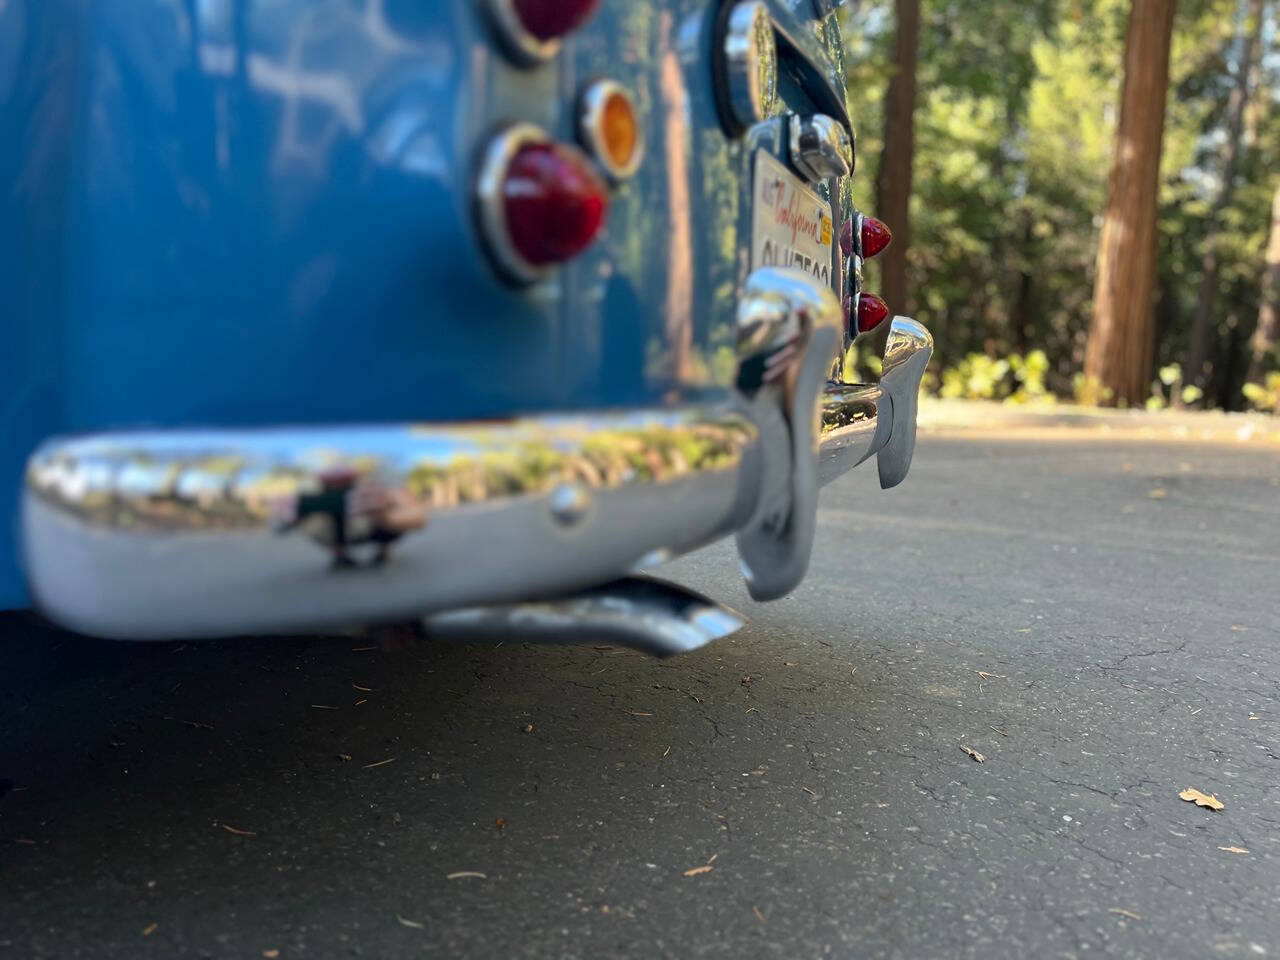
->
[1184,0,1264,398]
[875,0,919,316]
[1247,181,1280,385]
[1084,0,1176,406]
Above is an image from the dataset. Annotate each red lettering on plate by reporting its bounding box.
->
[772,187,821,247]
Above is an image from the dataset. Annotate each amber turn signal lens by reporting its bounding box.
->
[602,94,638,168]
[579,81,644,181]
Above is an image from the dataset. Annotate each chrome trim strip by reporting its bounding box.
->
[578,80,644,182]
[475,123,551,285]
[23,406,762,639]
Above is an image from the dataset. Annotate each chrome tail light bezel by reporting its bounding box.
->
[474,123,555,285]
[714,1,780,136]
[483,0,561,65]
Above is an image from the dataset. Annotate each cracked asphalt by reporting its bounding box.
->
[2,430,1278,959]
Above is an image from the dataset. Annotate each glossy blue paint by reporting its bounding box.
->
[1,0,849,610]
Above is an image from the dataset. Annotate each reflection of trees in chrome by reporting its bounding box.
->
[820,388,879,436]
[30,418,756,531]
[28,452,313,531]
[403,421,755,509]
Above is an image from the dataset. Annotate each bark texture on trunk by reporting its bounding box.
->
[1185,0,1264,395]
[875,0,920,316]
[1247,182,1280,385]
[1084,0,1176,406]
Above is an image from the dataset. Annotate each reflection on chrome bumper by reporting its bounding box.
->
[820,316,935,490]
[24,407,763,638]
[22,319,932,641]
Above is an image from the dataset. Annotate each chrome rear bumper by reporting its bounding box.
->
[22,276,931,640]
[24,407,764,638]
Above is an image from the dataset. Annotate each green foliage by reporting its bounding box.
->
[938,350,1054,404]
[1073,374,1114,407]
[1242,373,1280,413]
[1141,363,1205,409]
[841,0,1280,413]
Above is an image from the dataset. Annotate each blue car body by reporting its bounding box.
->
[1,0,931,646]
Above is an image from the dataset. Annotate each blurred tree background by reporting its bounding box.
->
[839,0,1280,412]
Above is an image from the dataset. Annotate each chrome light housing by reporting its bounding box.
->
[716,1,779,135]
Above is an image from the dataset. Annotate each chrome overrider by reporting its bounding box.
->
[22,269,932,642]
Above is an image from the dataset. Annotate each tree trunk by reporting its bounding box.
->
[875,0,919,316]
[1185,0,1264,396]
[1247,181,1280,384]
[1011,216,1035,356]
[1216,320,1245,411]
[1084,0,1176,406]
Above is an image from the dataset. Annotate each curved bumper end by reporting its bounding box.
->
[876,317,934,490]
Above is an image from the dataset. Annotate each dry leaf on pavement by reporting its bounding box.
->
[960,745,987,763]
[1218,846,1249,854]
[683,865,714,878]
[1179,788,1224,811]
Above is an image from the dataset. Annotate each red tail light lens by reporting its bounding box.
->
[478,126,610,283]
[503,142,608,268]
[511,0,600,41]
[860,217,892,259]
[856,293,891,334]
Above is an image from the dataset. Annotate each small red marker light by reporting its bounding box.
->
[511,0,600,41]
[860,216,892,259]
[856,293,891,335]
[503,142,608,267]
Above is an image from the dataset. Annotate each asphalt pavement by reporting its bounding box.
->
[2,427,1278,959]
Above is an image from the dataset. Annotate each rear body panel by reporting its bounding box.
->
[0,0,852,609]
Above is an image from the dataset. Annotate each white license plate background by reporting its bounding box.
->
[751,150,835,287]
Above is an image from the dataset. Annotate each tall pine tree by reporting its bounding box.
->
[1085,0,1177,405]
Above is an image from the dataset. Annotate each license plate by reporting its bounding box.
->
[751,150,835,287]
